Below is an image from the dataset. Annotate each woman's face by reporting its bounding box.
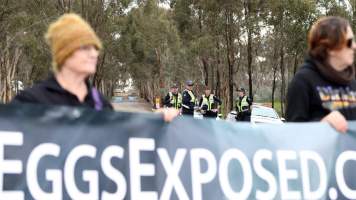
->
[62,45,99,75]
[328,26,356,71]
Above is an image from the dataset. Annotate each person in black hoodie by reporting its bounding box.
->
[286,16,356,133]
[12,13,113,111]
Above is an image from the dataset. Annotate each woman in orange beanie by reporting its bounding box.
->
[12,13,113,110]
[12,14,179,121]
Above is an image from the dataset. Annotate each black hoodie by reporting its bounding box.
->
[11,75,113,111]
[286,57,356,121]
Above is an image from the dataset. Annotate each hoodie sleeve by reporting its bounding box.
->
[286,75,311,122]
[11,88,41,104]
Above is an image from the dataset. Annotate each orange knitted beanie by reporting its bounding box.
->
[45,13,102,71]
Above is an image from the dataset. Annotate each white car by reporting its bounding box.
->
[226,110,238,122]
[250,105,284,124]
[194,109,222,120]
[226,105,284,124]
[193,110,204,119]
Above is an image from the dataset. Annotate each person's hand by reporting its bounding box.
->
[212,109,218,113]
[321,111,348,133]
[156,108,180,122]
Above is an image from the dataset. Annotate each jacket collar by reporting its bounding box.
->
[42,74,92,94]
[304,55,355,85]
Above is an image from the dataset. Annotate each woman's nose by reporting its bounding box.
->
[89,47,99,57]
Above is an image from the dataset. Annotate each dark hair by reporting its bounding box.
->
[308,16,350,60]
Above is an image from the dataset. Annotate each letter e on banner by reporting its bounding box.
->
[0,131,24,200]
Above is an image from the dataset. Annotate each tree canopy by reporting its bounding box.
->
[1,0,354,115]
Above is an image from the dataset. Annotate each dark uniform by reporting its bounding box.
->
[235,88,252,121]
[199,94,222,118]
[182,89,196,115]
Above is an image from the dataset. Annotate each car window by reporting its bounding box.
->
[252,107,279,119]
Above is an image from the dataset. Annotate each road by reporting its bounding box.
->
[112,99,152,113]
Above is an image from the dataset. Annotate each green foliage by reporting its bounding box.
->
[1,0,355,105]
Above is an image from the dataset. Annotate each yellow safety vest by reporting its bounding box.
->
[182,89,196,110]
[169,92,182,109]
[186,90,196,103]
[201,94,215,111]
[237,96,249,112]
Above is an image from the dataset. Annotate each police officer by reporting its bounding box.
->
[163,83,182,110]
[182,80,196,115]
[199,86,222,118]
[235,87,253,121]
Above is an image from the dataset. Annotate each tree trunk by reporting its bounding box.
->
[201,57,209,86]
[271,64,277,108]
[352,2,356,32]
[280,43,285,116]
[216,69,220,98]
[244,0,253,99]
[155,47,165,103]
[293,50,298,75]
[224,8,235,111]
[271,42,278,108]
[210,57,215,91]
[215,39,221,96]
[0,45,22,103]
[279,10,286,117]
[93,52,106,90]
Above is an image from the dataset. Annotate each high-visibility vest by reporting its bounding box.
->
[169,92,182,109]
[201,94,215,111]
[185,90,196,104]
[236,96,249,112]
[182,89,196,110]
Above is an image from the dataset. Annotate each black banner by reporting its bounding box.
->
[1,104,356,200]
